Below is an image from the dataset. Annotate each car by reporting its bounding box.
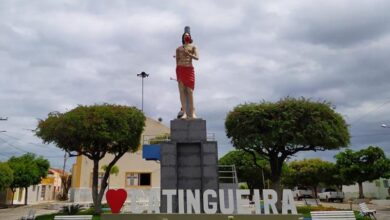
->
[318,188,344,202]
[293,186,313,200]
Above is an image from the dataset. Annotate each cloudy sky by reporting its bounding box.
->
[1,0,390,170]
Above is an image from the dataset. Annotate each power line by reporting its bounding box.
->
[0,136,29,153]
[0,132,55,149]
[350,99,390,125]
[351,133,390,138]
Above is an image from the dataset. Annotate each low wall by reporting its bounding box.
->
[371,199,390,206]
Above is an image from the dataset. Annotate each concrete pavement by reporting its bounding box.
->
[0,202,60,220]
[304,201,390,220]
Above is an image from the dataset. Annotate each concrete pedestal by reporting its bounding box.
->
[160,119,219,213]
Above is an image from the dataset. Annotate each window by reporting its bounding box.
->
[384,180,389,188]
[41,185,46,199]
[125,172,151,187]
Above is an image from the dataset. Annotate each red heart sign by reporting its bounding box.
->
[106,189,127,214]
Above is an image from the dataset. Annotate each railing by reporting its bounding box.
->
[218,165,238,184]
[142,133,216,144]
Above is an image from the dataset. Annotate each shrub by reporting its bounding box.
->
[62,204,80,215]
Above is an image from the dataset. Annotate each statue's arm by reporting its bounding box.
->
[191,46,199,60]
[176,48,179,64]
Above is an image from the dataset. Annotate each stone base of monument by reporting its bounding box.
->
[160,119,219,213]
[101,214,302,220]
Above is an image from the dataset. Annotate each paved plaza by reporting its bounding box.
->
[0,202,59,220]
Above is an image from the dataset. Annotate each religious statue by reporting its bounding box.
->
[176,26,199,119]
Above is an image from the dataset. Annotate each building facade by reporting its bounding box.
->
[70,117,169,203]
[0,168,65,205]
[343,178,390,200]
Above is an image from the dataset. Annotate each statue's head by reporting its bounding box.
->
[182,26,193,44]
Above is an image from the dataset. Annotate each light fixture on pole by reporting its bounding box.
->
[137,71,149,112]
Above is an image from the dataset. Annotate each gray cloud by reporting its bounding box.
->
[1,0,390,170]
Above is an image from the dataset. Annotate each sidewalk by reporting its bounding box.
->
[0,202,61,220]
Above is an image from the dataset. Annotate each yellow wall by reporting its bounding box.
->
[72,117,169,189]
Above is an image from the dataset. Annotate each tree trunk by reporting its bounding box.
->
[92,159,102,214]
[11,189,15,205]
[358,182,364,199]
[91,152,126,214]
[312,185,318,198]
[92,159,110,214]
[248,186,254,201]
[269,155,284,212]
[24,187,28,205]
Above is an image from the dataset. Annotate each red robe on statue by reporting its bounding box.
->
[176,65,195,90]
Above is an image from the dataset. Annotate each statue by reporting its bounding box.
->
[176,26,199,119]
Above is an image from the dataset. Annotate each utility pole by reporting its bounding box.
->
[137,72,149,112]
[62,152,68,175]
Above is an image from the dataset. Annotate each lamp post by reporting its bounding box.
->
[137,72,149,112]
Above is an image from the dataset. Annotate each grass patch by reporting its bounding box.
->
[35,213,57,220]
[35,208,103,220]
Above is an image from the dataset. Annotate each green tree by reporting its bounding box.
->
[283,158,337,197]
[149,133,170,144]
[8,153,50,205]
[58,174,72,201]
[335,146,390,198]
[219,150,270,200]
[0,162,13,191]
[36,104,145,214]
[101,164,119,189]
[225,97,350,208]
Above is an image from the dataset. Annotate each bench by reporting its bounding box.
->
[359,203,376,219]
[53,215,93,220]
[311,210,356,220]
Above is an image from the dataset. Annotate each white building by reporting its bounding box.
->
[343,178,390,200]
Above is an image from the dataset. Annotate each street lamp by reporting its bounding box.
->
[137,71,149,112]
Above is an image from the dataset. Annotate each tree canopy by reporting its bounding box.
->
[225,97,350,207]
[7,153,50,205]
[335,146,390,198]
[283,158,338,197]
[0,162,13,191]
[36,104,145,213]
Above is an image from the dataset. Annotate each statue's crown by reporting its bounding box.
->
[184,26,191,34]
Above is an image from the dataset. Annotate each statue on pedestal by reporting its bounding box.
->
[176,26,199,119]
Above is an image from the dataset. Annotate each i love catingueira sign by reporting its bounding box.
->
[110,188,297,215]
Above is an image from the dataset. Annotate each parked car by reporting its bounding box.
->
[318,188,344,202]
[293,187,313,200]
